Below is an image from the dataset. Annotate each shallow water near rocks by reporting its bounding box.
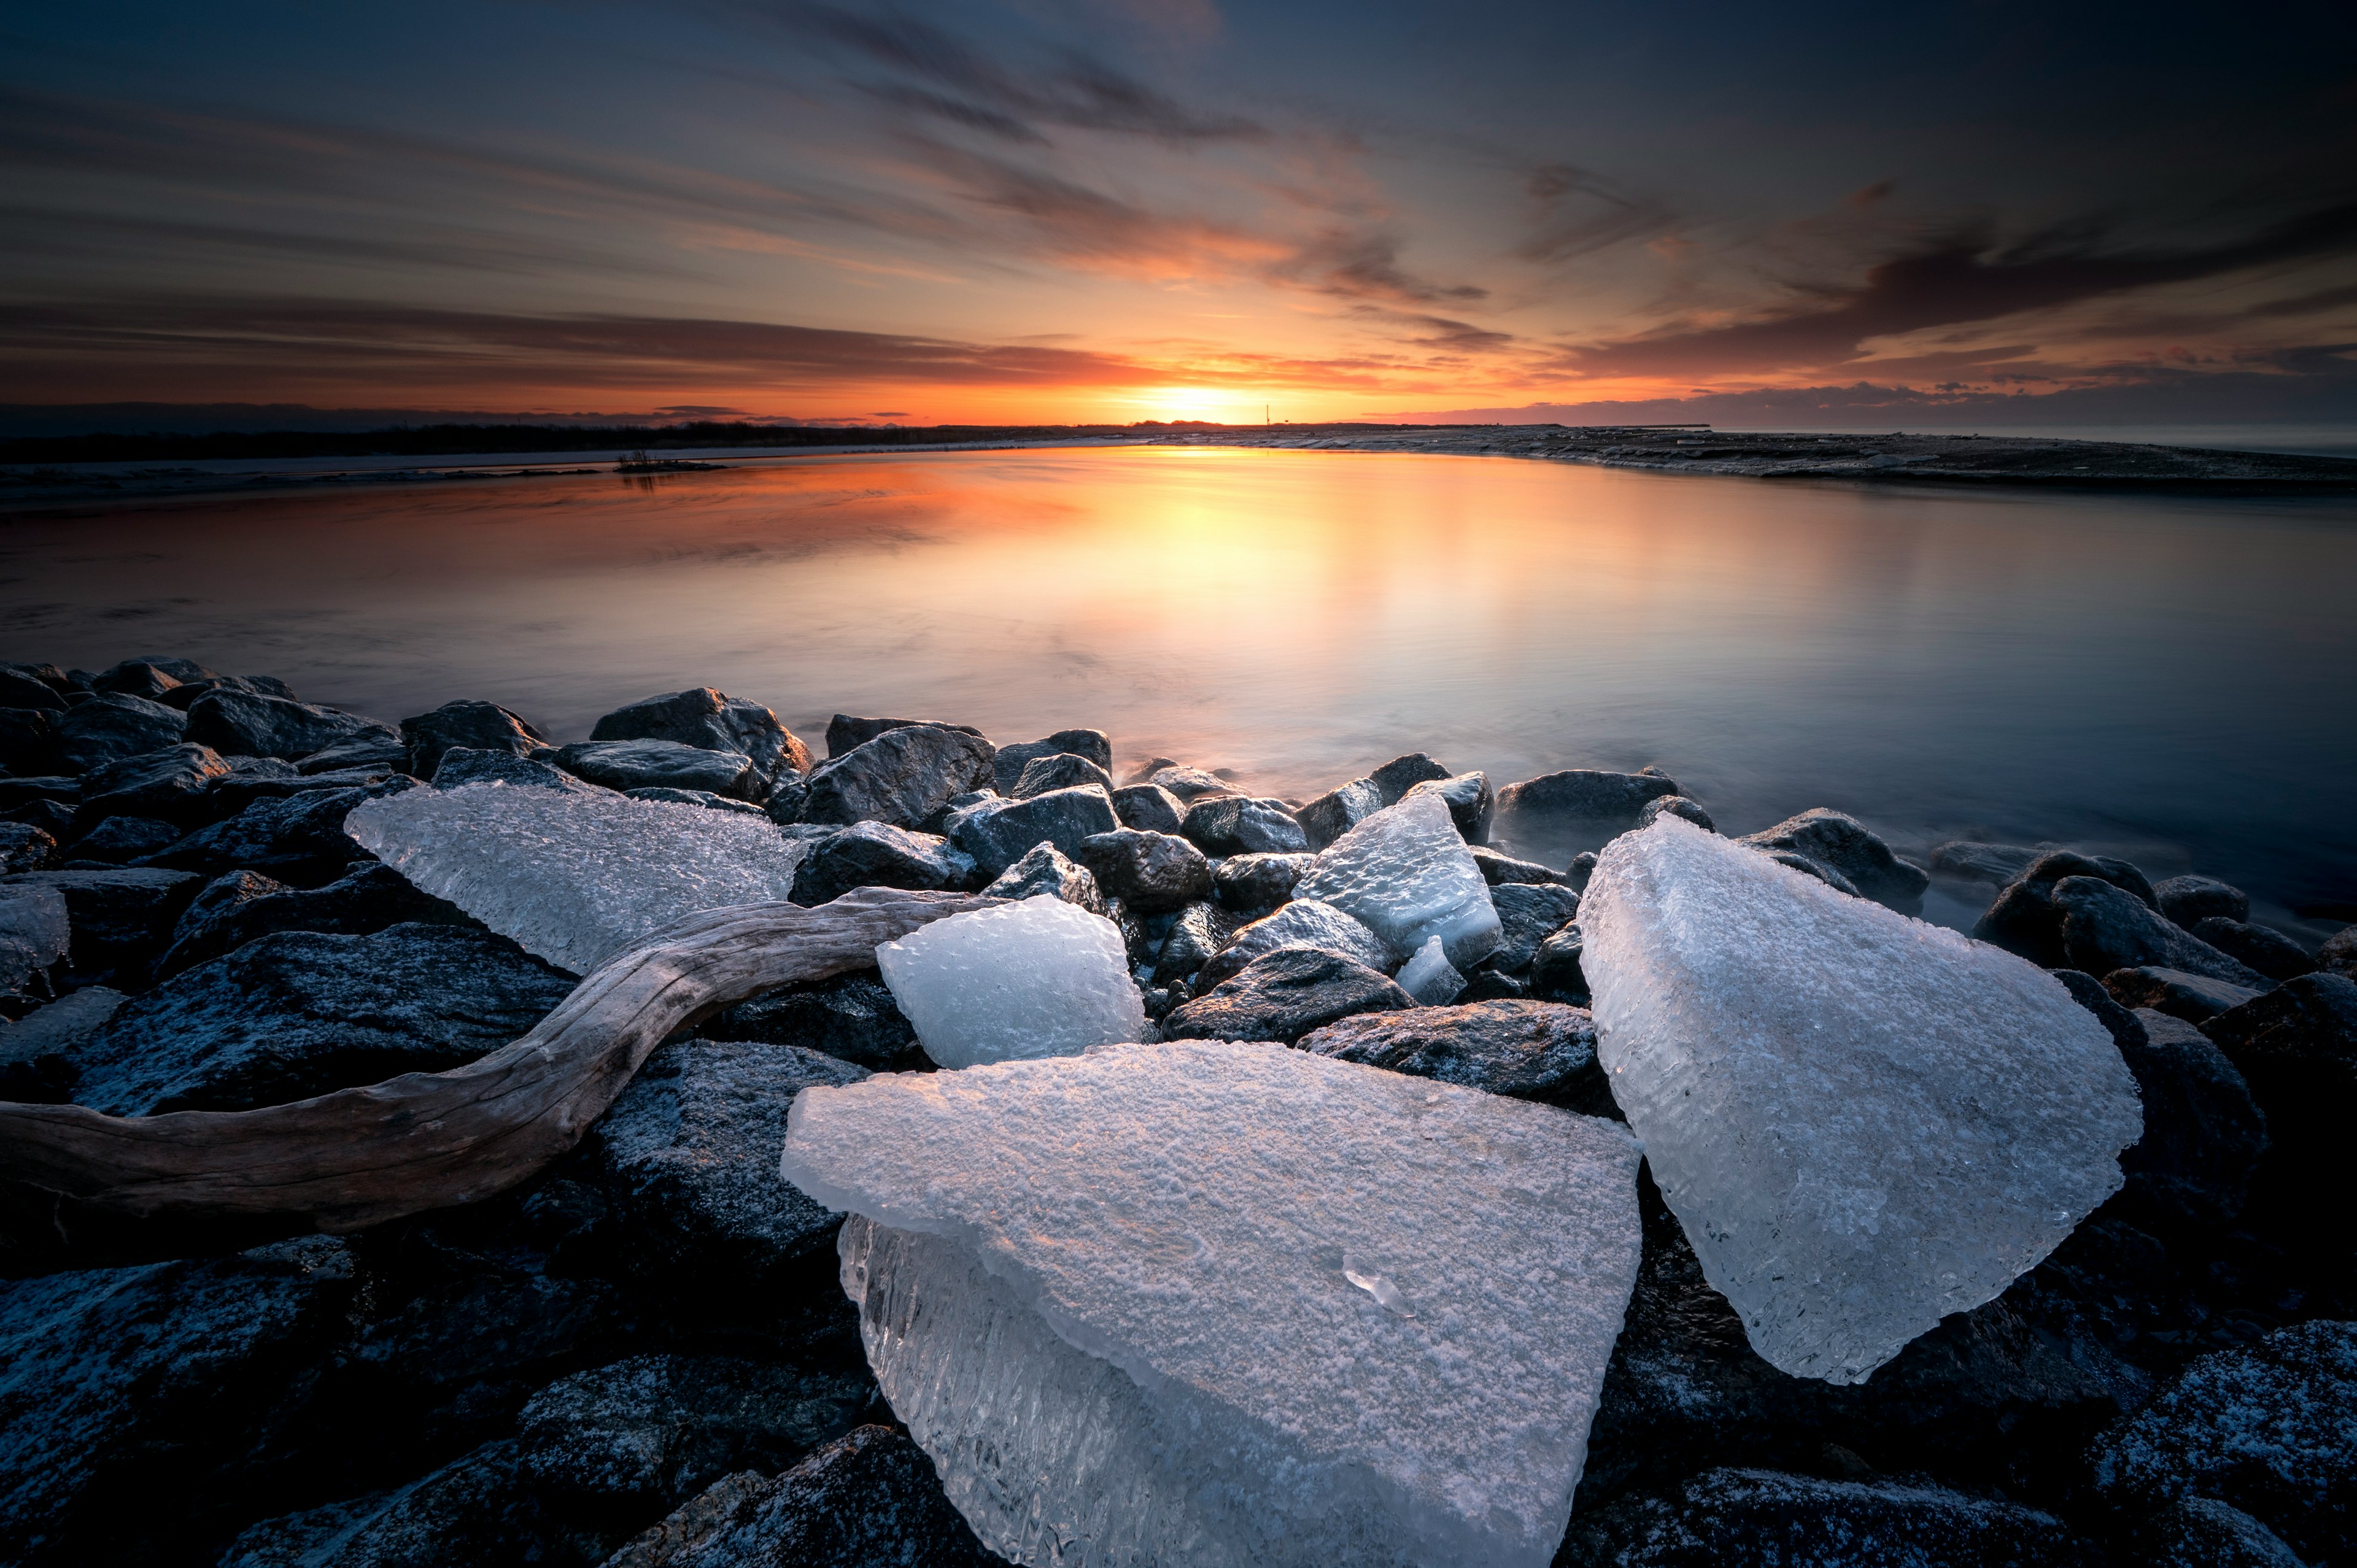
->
[4,446,2353,933]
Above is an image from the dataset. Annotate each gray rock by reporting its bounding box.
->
[802,725,996,829]
[2053,877,2274,989]
[1404,771,1495,844]
[1530,922,1588,1002]
[1296,999,1614,1115]
[2200,971,2357,1192]
[55,692,187,772]
[590,688,809,788]
[150,777,419,884]
[185,690,390,762]
[2321,924,2357,979]
[1162,944,1413,1043]
[91,658,196,701]
[2088,1320,2356,1564]
[1212,851,1310,913]
[1368,752,1453,803]
[2116,1008,2268,1230]
[204,764,406,818]
[2051,967,2147,1050]
[155,862,477,979]
[1181,793,1310,855]
[0,667,64,711]
[1199,895,1397,987]
[2154,873,2251,929]
[1975,851,2164,968]
[2,797,74,841]
[2106,965,2265,1024]
[64,815,182,865]
[946,784,1118,878]
[1495,767,1679,833]
[791,821,974,905]
[1077,827,1213,913]
[1930,840,2045,885]
[1109,782,1185,834]
[1145,764,1232,801]
[1150,899,1238,987]
[981,841,1103,914]
[220,1439,542,1568]
[824,713,986,758]
[0,985,124,1062]
[602,1425,996,1568]
[433,745,606,795]
[701,972,922,1073]
[1487,881,1581,973]
[1636,794,1715,832]
[0,708,60,774]
[0,867,201,987]
[1011,752,1117,800]
[67,922,573,1113]
[1560,1467,2095,1567]
[398,699,548,779]
[153,674,281,713]
[2189,917,2316,983]
[555,738,759,799]
[0,821,58,875]
[1736,808,1929,909]
[1294,776,1384,851]
[1759,849,1862,896]
[2141,1497,2310,1567]
[72,742,230,827]
[595,1040,867,1285]
[1469,844,1565,887]
[991,728,1112,793]
[295,733,410,774]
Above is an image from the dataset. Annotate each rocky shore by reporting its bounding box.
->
[2,655,2352,1567]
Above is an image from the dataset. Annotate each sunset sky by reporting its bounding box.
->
[4,1,2355,428]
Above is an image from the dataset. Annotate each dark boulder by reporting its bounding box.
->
[2321,924,2357,979]
[1530,922,1589,1002]
[398,699,548,779]
[202,763,405,818]
[554,738,759,798]
[0,668,64,711]
[1011,751,1117,799]
[2,797,74,840]
[2189,917,2316,983]
[91,658,195,701]
[1151,899,1239,987]
[2051,968,2145,1050]
[154,674,281,712]
[1199,896,1396,987]
[2105,965,2264,1024]
[1368,752,1453,803]
[0,821,57,875]
[1488,881,1581,973]
[981,841,1103,914]
[219,1439,547,1568]
[1930,840,2045,886]
[2053,877,2273,989]
[2200,971,2357,1189]
[0,708,60,774]
[65,922,574,1114]
[1295,776,1384,850]
[1296,998,1615,1115]
[0,867,201,987]
[1975,851,2164,968]
[0,775,79,811]
[1471,844,1565,887]
[1077,827,1213,913]
[1737,808,1929,909]
[55,692,186,772]
[433,744,606,795]
[1145,764,1232,801]
[802,725,997,830]
[947,785,1118,878]
[1163,945,1413,1043]
[2113,1008,2268,1230]
[71,742,229,828]
[791,821,975,905]
[1636,794,1716,833]
[147,776,418,884]
[700,972,922,1073]
[1181,793,1310,855]
[2154,873,2251,929]
[2138,1497,2310,1567]
[1761,849,1861,895]
[295,733,410,774]
[991,727,1112,793]
[185,690,390,762]
[1110,781,1185,834]
[155,862,478,979]
[1213,850,1310,913]
[1405,771,1494,843]
[1495,767,1679,833]
[62,815,181,865]
[590,687,809,788]
[824,713,986,758]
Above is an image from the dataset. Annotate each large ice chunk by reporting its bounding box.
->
[1581,817,2143,1385]
[1291,789,1502,968]
[781,1040,1643,1568]
[346,781,812,973]
[873,893,1142,1068]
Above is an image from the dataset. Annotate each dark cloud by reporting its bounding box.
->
[1283,231,1485,306]
[1517,163,1675,263]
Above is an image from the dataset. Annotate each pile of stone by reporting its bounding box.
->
[1,654,2351,1568]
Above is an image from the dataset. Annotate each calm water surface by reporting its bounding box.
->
[5,448,2353,933]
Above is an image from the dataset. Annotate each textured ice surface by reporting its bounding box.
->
[346,781,811,973]
[1396,935,1466,1005]
[1581,817,2142,1384]
[781,1040,1643,1568]
[0,885,69,994]
[873,894,1143,1068]
[1293,790,1502,968]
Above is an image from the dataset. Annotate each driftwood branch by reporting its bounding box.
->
[0,888,993,1262]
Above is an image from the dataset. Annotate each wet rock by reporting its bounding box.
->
[296,733,410,774]
[701,972,923,1073]
[1368,751,1453,802]
[2106,965,2264,1024]
[991,728,1112,793]
[791,821,975,905]
[1558,1467,2094,1567]
[1145,763,1231,801]
[1180,793,1310,855]
[0,866,201,986]
[2054,878,2273,989]
[155,862,478,979]
[1736,808,1929,909]
[946,784,1118,878]
[1470,844,1563,887]
[2154,873,2251,929]
[66,922,573,1113]
[185,690,392,762]
[1296,998,1614,1115]
[1161,944,1413,1042]
[399,699,548,779]
[2189,917,2316,983]
[555,739,759,800]
[147,777,418,884]
[595,1040,868,1287]
[1076,827,1213,913]
[2113,1008,2268,1230]
[1109,781,1185,833]
[802,725,996,830]
[1404,771,1495,844]
[1198,895,1396,987]
[55,692,187,772]
[1011,751,1117,799]
[1975,851,2164,968]
[2088,1320,2356,1565]
[603,1425,996,1568]
[0,821,57,874]
[1636,794,1716,832]
[1212,850,1310,913]
[1487,881,1581,973]
[980,841,1103,914]
[1150,898,1237,987]
[0,708,60,774]
[1495,767,1680,834]
[824,713,986,758]
[1294,775,1384,851]
[1930,840,2045,885]
[1530,922,1589,1002]
[590,688,809,789]
[71,741,230,827]
[0,667,64,711]
[62,814,182,865]
[433,744,606,794]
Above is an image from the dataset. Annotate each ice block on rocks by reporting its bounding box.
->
[1396,935,1466,1005]
[873,894,1142,1068]
[345,781,813,973]
[1580,817,2143,1385]
[780,1040,1643,1568]
[1292,788,1502,968]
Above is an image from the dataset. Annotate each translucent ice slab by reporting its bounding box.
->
[873,894,1143,1068]
[1292,789,1501,968]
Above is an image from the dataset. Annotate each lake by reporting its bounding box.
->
[5,446,2353,938]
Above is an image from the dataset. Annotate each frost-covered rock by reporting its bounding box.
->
[1580,817,2143,1385]
[1292,789,1501,968]
[780,1040,1643,1568]
[346,782,812,972]
[874,894,1142,1068]
[1396,934,1466,1004]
